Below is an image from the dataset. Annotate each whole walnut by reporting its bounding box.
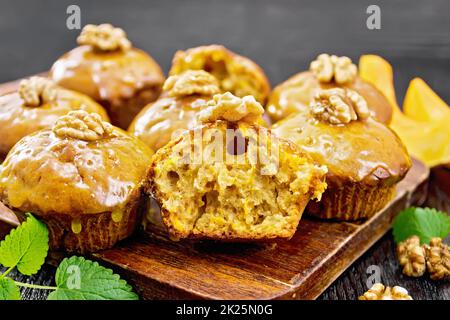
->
[397,235,426,277]
[424,237,450,280]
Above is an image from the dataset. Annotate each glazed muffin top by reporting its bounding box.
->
[128,70,221,151]
[0,110,153,216]
[50,24,165,105]
[272,88,411,187]
[169,45,271,105]
[0,77,109,160]
[267,54,393,123]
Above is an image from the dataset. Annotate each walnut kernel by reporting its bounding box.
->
[19,77,57,107]
[77,24,131,51]
[310,88,370,125]
[53,110,113,141]
[424,237,450,280]
[198,92,264,124]
[397,235,426,277]
[359,283,413,300]
[163,70,220,97]
[310,53,357,84]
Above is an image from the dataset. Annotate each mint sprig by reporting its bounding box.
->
[392,207,450,245]
[0,278,20,300]
[48,256,138,300]
[0,213,138,300]
[0,213,48,276]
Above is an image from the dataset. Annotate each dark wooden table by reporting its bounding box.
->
[0,0,449,300]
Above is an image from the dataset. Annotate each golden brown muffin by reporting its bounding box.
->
[0,110,154,253]
[169,45,271,105]
[272,88,411,220]
[267,54,393,123]
[0,77,109,161]
[128,70,221,151]
[146,92,327,240]
[50,24,165,129]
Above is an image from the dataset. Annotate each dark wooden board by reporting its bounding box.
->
[0,76,430,300]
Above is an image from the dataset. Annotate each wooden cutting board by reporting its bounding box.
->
[0,76,429,300]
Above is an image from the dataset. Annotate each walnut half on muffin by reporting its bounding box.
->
[145,92,327,241]
[0,110,154,253]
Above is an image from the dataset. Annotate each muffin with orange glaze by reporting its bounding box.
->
[267,54,393,124]
[169,45,270,105]
[0,76,108,161]
[50,24,165,129]
[128,70,221,151]
[272,88,411,220]
[0,110,153,253]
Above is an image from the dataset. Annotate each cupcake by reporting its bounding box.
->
[169,45,270,105]
[0,76,108,161]
[146,92,327,240]
[0,110,154,253]
[128,70,221,151]
[267,54,393,124]
[50,24,165,129]
[272,88,411,220]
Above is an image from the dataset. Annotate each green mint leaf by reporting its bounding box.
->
[0,278,21,300]
[392,207,450,245]
[0,213,49,275]
[47,256,138,300]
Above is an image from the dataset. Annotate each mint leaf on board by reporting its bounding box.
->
[0,277,21,300]
[47,256,139,300]
[392,207,450,245]
[0,213,49,275]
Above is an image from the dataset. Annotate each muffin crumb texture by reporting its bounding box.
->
[309,53,357,84]
[53,110,113,141]
[149,122,327,240]
[310,88,370,125]
[163,70,220,97]
[198,92,264,124]
[19,77,57,107]
[77,23,131,51]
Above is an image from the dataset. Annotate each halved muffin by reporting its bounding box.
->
[273,88,412,220]
[0,76,109,161]
[267,54,393,123]
[50,24,165,129]
[146,92,327,240]
[0,110,153,253]
[169,45,270,105]
[128,70,221,151]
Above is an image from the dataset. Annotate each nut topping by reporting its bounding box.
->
[397,236,426,277]
[424,237,450,280]
[359,283,413,300]
[19,77,57,107]
[197,92,264,124]
[310,88,370,125]
[53,110,113,141]
[163,70,220,97]
[77,24,131,51]
[310,53,357,84]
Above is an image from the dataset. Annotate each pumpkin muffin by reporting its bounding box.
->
[267,54,393,123]
[272,88,411,220]
[0,110,154,253]
[128,70,221,151]
[50,24,165,129]
[146,92,327,240]
[0,76,109,161]
[169,45,270,105]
